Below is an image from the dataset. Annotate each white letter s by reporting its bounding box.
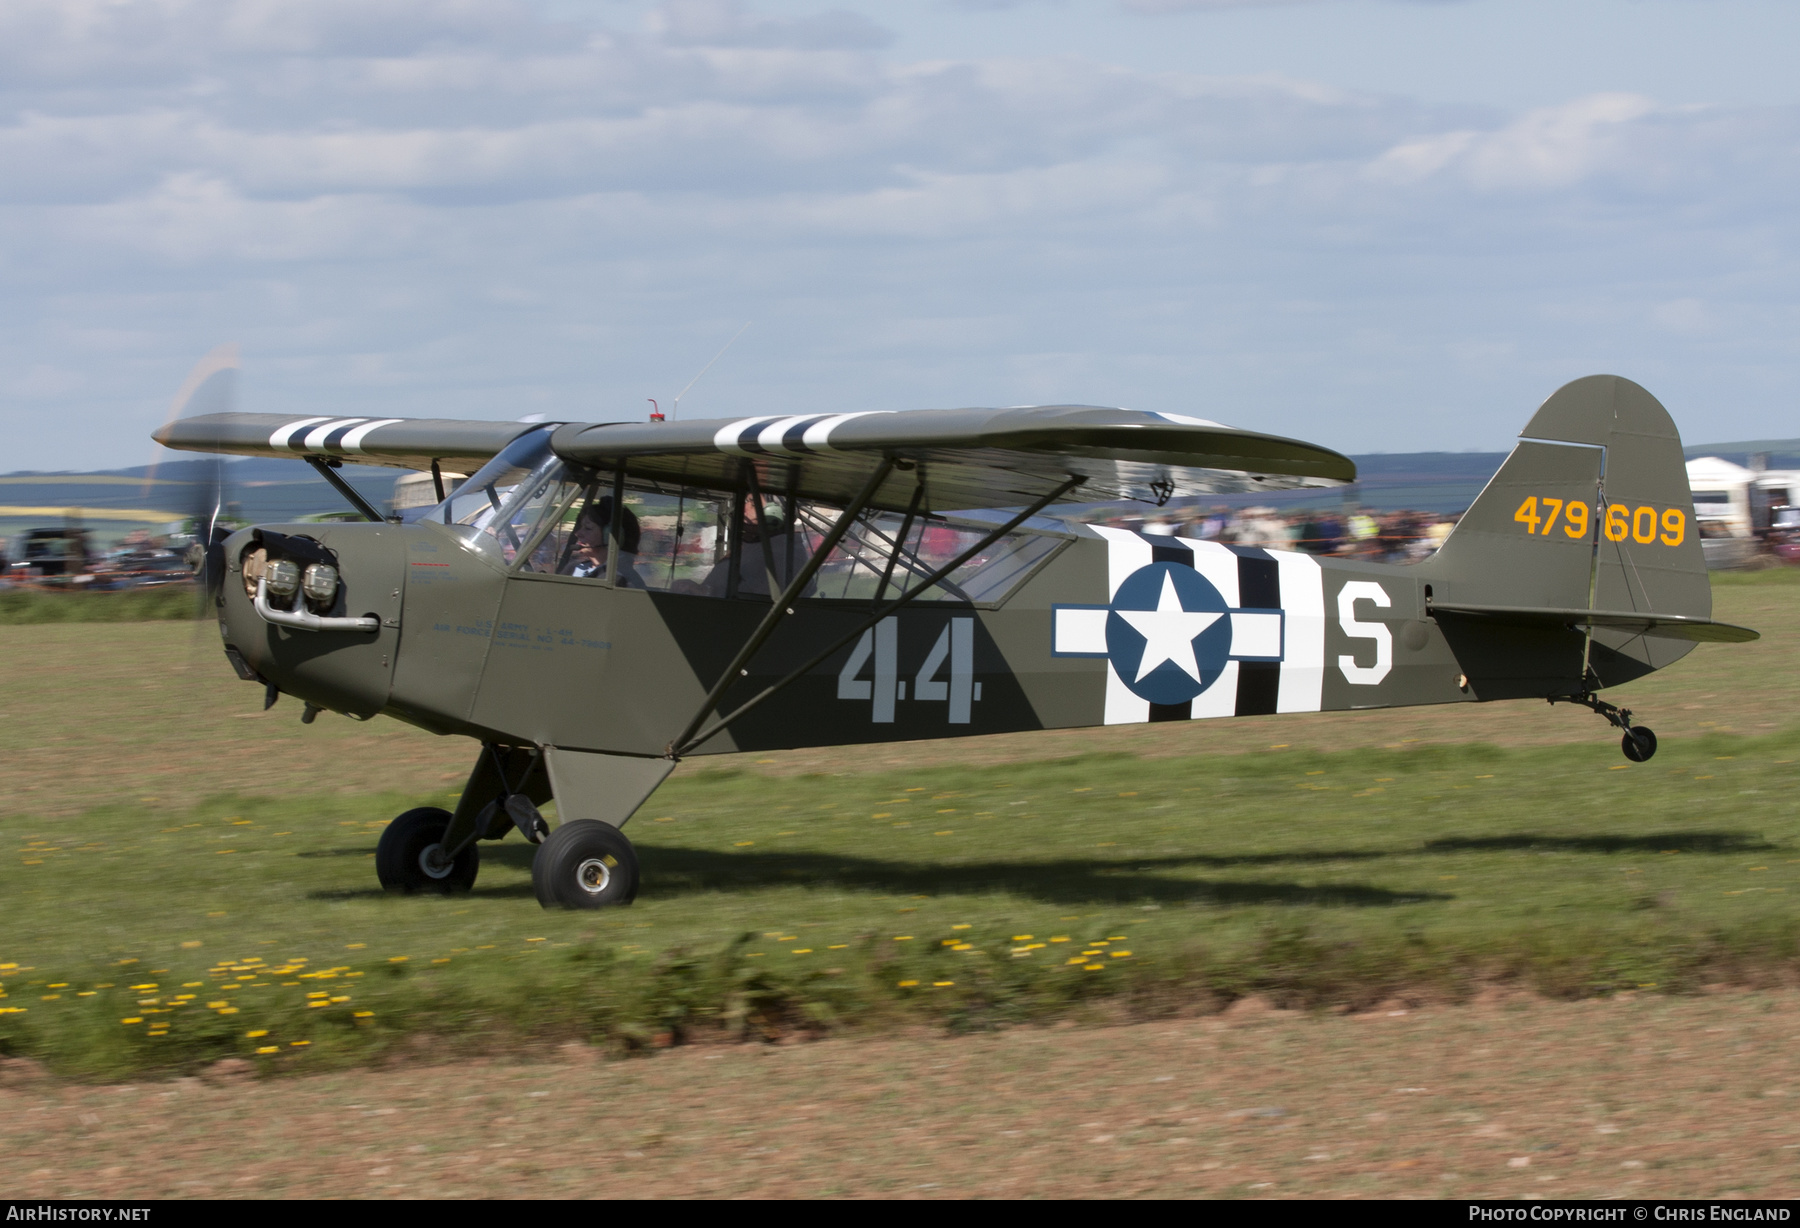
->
[1336,581,1392,685]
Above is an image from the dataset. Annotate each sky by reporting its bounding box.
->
[5,0,1799,471]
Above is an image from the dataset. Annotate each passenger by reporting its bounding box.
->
[680,512,813,598]
[561,498,645,587]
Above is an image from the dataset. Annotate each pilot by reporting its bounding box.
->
[561,498,644,587]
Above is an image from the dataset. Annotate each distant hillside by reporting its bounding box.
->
[1683,438,1800,469]
[0,457,400,545]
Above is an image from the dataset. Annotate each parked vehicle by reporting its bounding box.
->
[9,527,92,582]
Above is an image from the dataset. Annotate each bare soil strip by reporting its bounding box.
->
[6,990,1796,1199]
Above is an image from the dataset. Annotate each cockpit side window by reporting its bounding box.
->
[500,462,1065,605]
[515,475,732,591]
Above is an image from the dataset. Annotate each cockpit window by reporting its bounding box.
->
[498,463,1068,605]
[430,427,565,563]
[792,506,1065,605]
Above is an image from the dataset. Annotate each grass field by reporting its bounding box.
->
[1,573,1796,1080]
[0,584,194,624]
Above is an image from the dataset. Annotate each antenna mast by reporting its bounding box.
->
[671,321,751,421]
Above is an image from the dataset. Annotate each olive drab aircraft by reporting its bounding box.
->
[155,374,1758,909]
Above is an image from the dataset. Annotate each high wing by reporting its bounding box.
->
[152,413,547,475]
[554,406,1353,511]
[156,405,1354,512]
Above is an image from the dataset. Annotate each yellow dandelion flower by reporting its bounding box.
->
[289,1040,310,1047]
[256,1046,279,1054]
[121,1017,142,1024]
[933,981,954,987]
[898,980,919,988]
[246,1029,269,1038]
[353,1011,374,1018]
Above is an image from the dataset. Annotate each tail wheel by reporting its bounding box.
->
[532,820,639,910]
[375,807,479,893]
[1622,727,1658,762]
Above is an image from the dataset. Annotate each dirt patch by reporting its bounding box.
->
[8,990,1798,1198]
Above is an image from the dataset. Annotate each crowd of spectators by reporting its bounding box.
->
[1085,505,1461,563]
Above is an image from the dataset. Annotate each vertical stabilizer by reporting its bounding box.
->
[1422,375,1709,694]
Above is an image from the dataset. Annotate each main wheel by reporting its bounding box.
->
[531,820,639,909]
[375,807,479,893]
[1622,727,1658,762]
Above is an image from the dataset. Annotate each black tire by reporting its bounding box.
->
[531,820,639,909]
[1622,727,1658,762]
[375,807,479,893]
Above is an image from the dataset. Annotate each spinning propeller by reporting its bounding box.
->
[147,343,239,615]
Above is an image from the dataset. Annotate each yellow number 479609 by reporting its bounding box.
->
[1514,496,1684,546]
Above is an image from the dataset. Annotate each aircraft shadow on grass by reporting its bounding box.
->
[300,829,1769,906]
[478,844,1443,908]
[1421,831,1773,855]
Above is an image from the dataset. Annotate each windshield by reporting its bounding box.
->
[430,427,563,561]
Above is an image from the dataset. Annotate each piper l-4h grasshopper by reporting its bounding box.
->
[156,374,1756,909]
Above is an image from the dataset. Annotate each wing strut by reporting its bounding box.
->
[306,457,385,523]
[668,473,1085,758]
[666,457,899,758]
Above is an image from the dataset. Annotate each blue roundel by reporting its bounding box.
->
[1104,562,1233,705]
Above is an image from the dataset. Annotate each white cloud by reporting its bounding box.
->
[1367,93,1660,190]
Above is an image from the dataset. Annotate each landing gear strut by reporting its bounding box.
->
[1549,693,1657,762]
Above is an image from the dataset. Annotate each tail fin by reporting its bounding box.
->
[1421,375,1720,695]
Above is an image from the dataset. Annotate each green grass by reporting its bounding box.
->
[4,730,1797,1079]
[1711,565,1800,586]
[0,585,196,623]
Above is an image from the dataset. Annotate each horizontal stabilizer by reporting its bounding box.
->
[1431,602,1759,643]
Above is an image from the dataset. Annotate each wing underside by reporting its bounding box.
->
[552,406,1354,512]
[152,413,551,475]
[155,404,1355,513]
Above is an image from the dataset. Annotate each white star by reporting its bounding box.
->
[1116,572,1222,684]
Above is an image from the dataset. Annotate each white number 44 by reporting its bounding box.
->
[838,617,981,723]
